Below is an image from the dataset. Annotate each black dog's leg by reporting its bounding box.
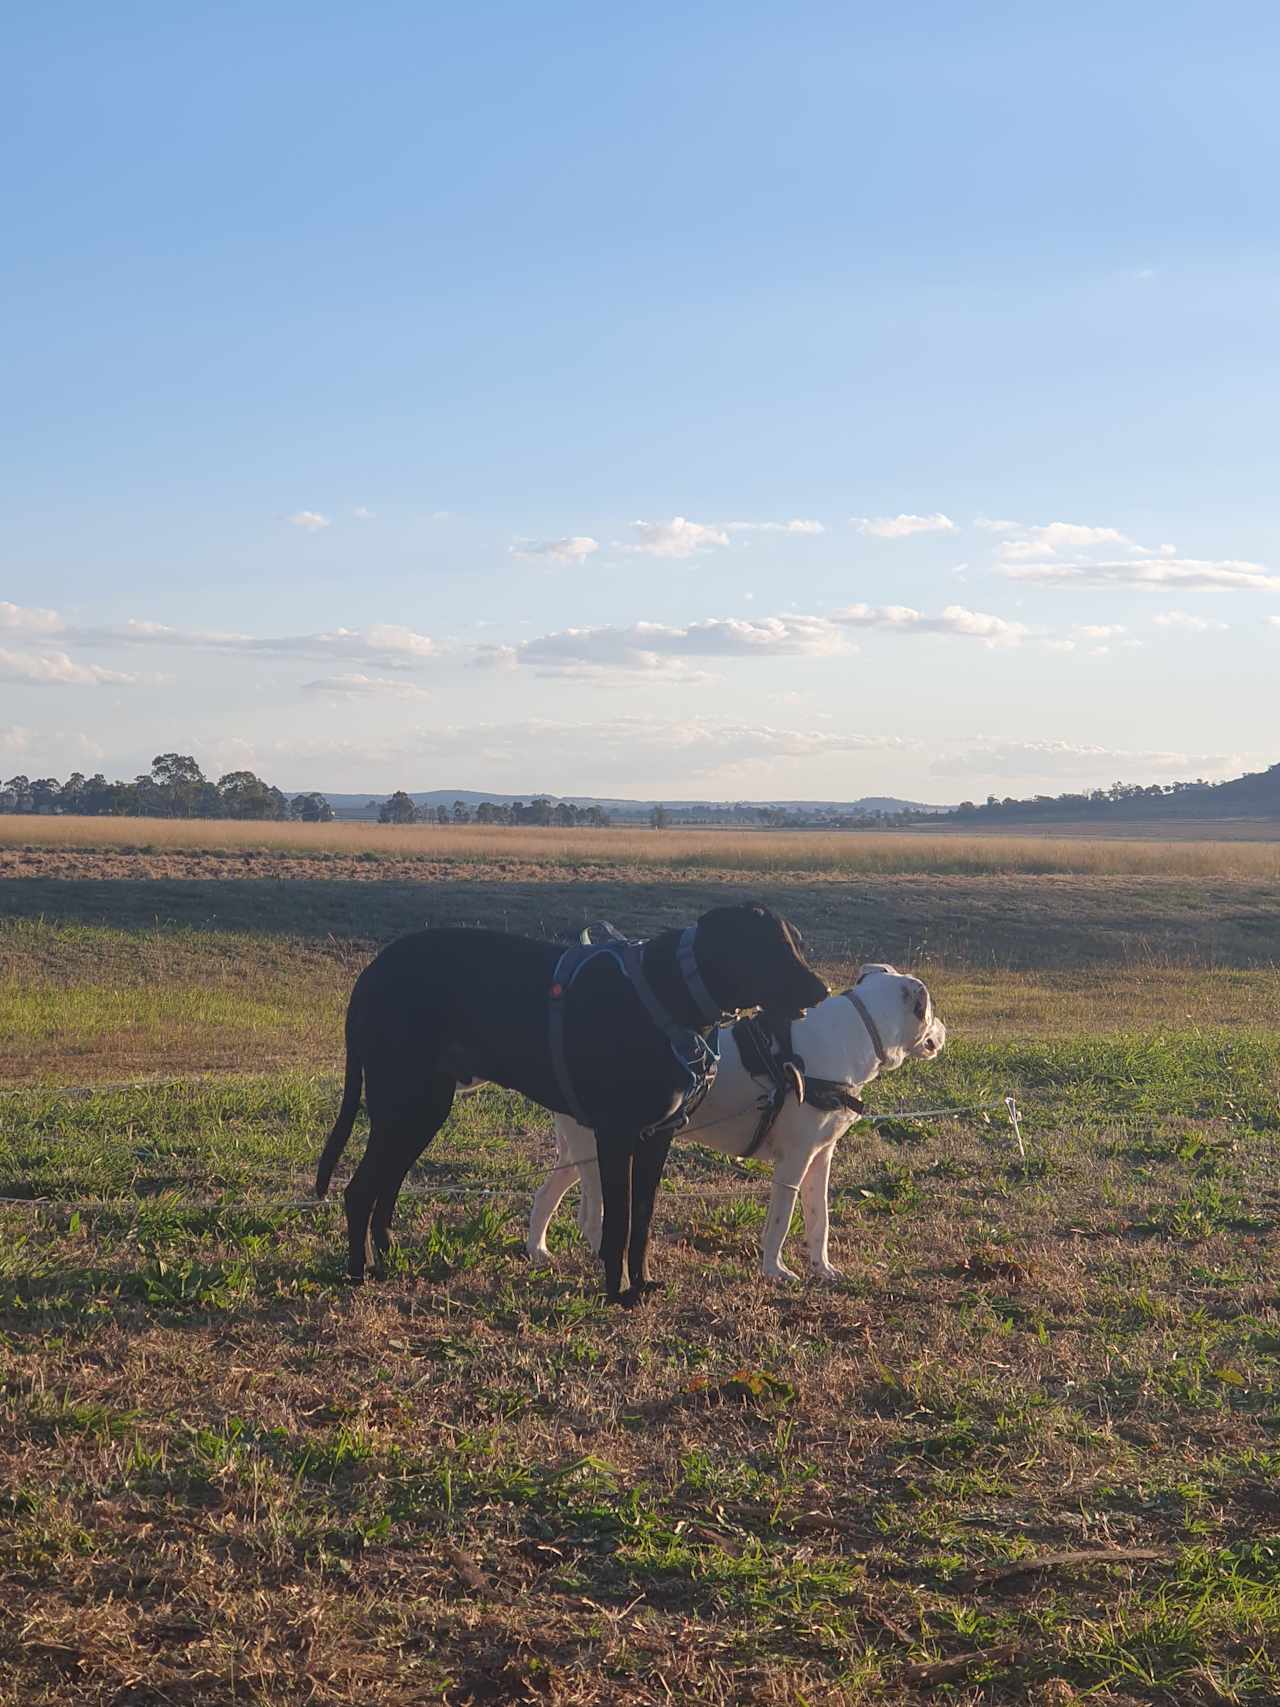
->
[344,1103,437,1283]
[344,1139,383,1283]
[624,1130,674,1303]
[596,1135,634,1304]
[369,1075,456,1275]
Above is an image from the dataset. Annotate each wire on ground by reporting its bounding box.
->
[0,1098,1026,1213]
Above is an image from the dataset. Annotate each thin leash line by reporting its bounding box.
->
[0,1177,954,1212]
[541,1098,1021,1177]
[0,1100,1027,1214]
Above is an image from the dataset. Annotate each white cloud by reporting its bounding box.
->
[1002,557,1280,592]
[974,517,1021,533]
[510,535,600,565]
[288,511,331,531]
[1153,609,1228,632]
[73,619,437,669]
[852,512,956,539]
[931,738,1248,783]
[981,519,1279,592]
[499,614,850,678]
[0,724,105,765]
[1074,624,1127,640]
[998,522,1134,562]
[1269,616,1280,629]
[0,724,40,759]
[625,517,731,558]
[833,603,1029,645]
[488,600,1036,677]
[352,506,375,520]
[419,716,919,785]
[197,716,923,795]
[724,519,824,536]
[1,601,65,634]
[0,648,142,687]
[301,673,432,699]
[359,623,436,661]
[471,644,520,672]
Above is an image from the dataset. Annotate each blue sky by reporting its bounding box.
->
[3,0,1277,801]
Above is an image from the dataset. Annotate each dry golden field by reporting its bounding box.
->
[3,814,1280,879]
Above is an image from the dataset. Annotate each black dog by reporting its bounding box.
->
[315,902,827,1303]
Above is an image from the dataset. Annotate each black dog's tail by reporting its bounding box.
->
[315,1040,363,1198]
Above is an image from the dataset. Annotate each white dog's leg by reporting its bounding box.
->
[528,1127,580,1263]
[799,1139,841,1280]
[761,1150,814,1281]
[576,1149,603,1255]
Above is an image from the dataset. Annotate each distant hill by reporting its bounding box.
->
[310,789,950,820]
[944,761,1280,827]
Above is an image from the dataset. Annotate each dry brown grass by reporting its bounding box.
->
[3,815,1280,877]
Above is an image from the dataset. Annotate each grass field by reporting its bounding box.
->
[4,814,1280,877]
[2,840,1279,1703]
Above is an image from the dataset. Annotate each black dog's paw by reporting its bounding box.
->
[619,1281,662,1307]
[630,1279,663,1296]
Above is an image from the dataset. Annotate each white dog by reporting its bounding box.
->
[528,965,945,1282]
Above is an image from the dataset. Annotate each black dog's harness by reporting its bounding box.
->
[548,924,722,1138]
[732,988,889,1159]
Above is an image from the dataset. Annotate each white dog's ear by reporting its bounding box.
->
[901,979,929,1021]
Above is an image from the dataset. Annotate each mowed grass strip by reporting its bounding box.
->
[5,918,1280,1085]
[2,1029,1277,1202]
[3,1029,1280,1702]
[0,921,360,1082]
[5,812,1280,876]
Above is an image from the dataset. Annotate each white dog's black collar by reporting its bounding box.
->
[843,990,889,1066]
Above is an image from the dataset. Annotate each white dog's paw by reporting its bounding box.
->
[527,1244,553,1266]
[810,1261,842,1283]
[762,1261,801,1284]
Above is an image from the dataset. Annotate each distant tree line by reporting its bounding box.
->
[378,793,611,827]
[944,770,1279,824]
[0,753,334,822]
[645,802,922,830]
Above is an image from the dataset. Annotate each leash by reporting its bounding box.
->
[538,1094,1024,1179]
[0,1100,1026,1215]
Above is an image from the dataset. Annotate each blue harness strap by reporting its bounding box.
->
[547,930,722,1136]
[677,923,723,1024]
[548,943,599,1127]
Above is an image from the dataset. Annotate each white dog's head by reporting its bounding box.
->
[851,963,946,1064]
